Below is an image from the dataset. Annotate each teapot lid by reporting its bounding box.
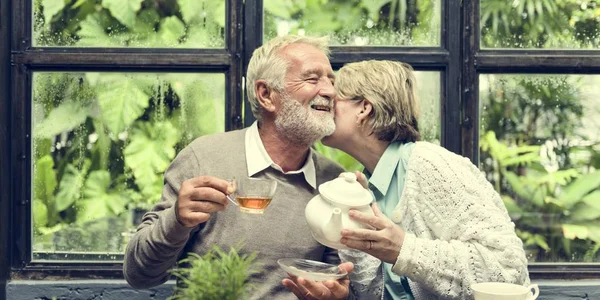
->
[318,172,373,207]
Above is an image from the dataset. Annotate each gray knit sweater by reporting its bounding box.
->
[123,128,344,299]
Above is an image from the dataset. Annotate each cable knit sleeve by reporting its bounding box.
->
[390,143,530,299]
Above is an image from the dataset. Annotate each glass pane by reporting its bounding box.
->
[34,0,225,47]
[317,71,441,170]
[481,0,600,48]
[479,74,600,263]
[32,72,225,261]
[264,0,442,46]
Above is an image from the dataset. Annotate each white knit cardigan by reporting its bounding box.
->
[340,141,530,300]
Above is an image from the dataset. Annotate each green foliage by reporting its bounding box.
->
[170,245,257,300]
[481,0,600,48]
[313,142,363,172]
[481,131,600,262]
[263,0,440,46]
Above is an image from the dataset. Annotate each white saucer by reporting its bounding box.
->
[278,258,348,281]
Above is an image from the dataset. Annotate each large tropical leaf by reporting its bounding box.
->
[263,0,294,19]
[562,224,589,240]
[77,13,110,46]
[55,160,90,212]
[34,155,57,207]
[569,202,600,222]
[33,199,49,228]
[97,78,150,136]
[34,101,89,139]
[179,0,223,25]
[159,16,185,46]
[124,121,179,190]
[503,171,534,203]
[559,172,600,209]
[102,0,143,28]
[42,0,66,25]
[77,170,128,224]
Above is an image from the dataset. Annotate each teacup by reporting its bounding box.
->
[227,177,277,214]
[471,282,539,300]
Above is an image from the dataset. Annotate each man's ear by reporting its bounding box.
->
[255,80,277,113]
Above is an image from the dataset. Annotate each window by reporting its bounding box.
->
[1,0,598,286]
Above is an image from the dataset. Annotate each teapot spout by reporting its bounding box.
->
[321,207,343,243]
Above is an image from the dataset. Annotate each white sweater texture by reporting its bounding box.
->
[340,142,530,300]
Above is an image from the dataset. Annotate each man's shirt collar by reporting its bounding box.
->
[245,121,317,189]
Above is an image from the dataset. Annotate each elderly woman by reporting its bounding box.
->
[318,60,530,299]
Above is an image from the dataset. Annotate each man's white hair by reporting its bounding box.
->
[245,35,330,121]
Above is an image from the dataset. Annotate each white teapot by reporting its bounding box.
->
[305,172,375,250]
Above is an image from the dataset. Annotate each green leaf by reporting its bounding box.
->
[97,78,150,136]
[34,101,89,139]
[502,195,523,216]
[264,0,294,19]
[361,0,391,21]
[159,16,185,46]
[179,0,207,23]
[562,224,589,240]
[124,121,179,190]
[33,199,49,228]
[213,1,226,28]
[78,170,128,223]
[532,234,550,251]
[102,0,143,28]
[42,0,66,24]
[503,171,534,202]
[55,161,90,212]
[34,155,57,207]
[560,172,600,209]
[569,202,600,221]
[582,191,600,209]
[77,13,109,46]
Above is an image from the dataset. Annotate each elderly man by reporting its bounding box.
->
[123,35,352,299]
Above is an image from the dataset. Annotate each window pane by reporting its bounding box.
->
[317,71,441,170]
[479,74,600,262]
[34,0,225,47]
[32,72,225,261]
[264,0,442,46]
[480,0,600,48]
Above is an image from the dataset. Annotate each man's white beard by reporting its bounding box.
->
[274,94,335,146]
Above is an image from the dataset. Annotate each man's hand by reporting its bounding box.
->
[282,262,353,300]
[341,202,405,264]
[175,176,234,228]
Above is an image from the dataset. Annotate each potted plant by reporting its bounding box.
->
[169,245,258,300]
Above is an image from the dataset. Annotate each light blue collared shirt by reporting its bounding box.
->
[366,141,415,300]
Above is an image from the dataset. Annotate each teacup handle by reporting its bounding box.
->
[526,284,539,299]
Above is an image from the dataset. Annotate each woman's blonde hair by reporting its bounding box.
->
[336,60,421,142]
[245,35,330,121]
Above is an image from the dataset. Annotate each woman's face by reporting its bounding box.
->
[321,95,364,149]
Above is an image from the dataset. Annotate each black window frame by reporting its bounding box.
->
[0,0,598,289]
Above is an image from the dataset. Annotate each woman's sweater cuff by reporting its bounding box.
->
[391,232,417,276]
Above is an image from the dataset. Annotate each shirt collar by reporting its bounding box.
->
[245,121,317,189]
[366,142,402,196]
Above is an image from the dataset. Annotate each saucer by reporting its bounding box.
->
[277,258,348,281]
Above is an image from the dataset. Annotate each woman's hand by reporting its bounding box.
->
[340,202,405,264]
[282,262,354,300]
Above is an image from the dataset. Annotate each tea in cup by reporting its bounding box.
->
[471,282,539,300]
[228,177,277,214]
